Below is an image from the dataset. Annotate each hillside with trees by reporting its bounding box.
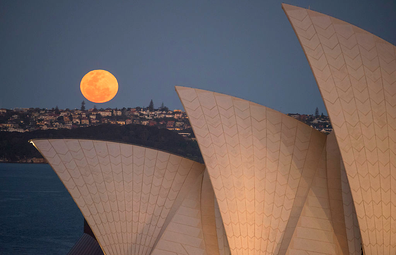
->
[0,124,203,163]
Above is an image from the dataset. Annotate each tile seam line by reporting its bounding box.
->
[228,94,253,253]
[374,38,394,250]
[106,141,125,255]
[77,139,111,253]
[207,90,242,251]
[182,87,235,251]
[92,140,118,255]
[322,14,376,249]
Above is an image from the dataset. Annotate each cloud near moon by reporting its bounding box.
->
[80,70,118,103]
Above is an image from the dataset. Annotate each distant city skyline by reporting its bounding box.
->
[1,0,395,115]
[3,102,326,116]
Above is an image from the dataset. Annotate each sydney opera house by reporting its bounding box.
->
[31,4,395,255]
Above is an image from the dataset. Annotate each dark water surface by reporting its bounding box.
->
[0,163,83,255]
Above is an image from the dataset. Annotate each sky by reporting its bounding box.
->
[1,0,395,115]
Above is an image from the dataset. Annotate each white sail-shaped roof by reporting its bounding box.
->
[176,86,330,254]
[283,4,396,254]
[32,139,228,255]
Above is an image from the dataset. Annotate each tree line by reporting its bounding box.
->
[0,124,203,163]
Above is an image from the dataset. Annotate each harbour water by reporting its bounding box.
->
[0,163,83,255]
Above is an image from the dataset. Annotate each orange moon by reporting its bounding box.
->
[80,70,118,103]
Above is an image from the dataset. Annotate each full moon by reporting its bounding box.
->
[80,70,118,103]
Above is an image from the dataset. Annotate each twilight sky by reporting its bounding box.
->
[1,0,395,114]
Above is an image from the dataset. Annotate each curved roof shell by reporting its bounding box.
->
[283,4,396,254]
[32,139,228,255]
[176,86,358,254]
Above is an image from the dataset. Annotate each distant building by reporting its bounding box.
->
[98,111,112,117]
[166,121,175,130]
